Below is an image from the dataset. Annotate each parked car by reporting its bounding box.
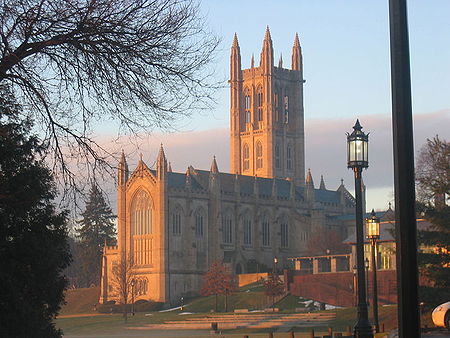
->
[432,301,450,330]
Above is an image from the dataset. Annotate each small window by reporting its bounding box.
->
[256,142,263,169]
[243,144,250,171]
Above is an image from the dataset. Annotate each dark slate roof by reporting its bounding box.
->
[166,168,345,203]
[315,189,340,204]
[333,210,387,221]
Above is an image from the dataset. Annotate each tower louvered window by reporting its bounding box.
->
[256,90,263,121]
[287,145,293,170]
[245,94,251,123]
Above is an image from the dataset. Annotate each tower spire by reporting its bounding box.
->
[260,26,273,73]
[118,149,129,185]
[156,143,167,179]
[305,168,314,187]
[210,155,219,173]
[319,175,326,190]
[278,53,283,68]
[292,33,302,71]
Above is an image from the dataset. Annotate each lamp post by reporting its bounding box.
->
[367,209,380,333]
[272,257,278,311]
[347,120,373,337]
[365,258,370,306]
[130,279,135,316]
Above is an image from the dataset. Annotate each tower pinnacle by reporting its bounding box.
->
[292,33,302,71]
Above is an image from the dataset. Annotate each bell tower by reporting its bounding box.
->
[229,28,305,185]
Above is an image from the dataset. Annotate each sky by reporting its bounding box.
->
[99,0,450,212]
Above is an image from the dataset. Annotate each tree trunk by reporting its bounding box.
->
[215,293,218,312]
[225,293,228,312]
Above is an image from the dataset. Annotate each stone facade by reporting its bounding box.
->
[99,29,356,305]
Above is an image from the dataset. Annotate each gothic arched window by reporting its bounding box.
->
[222,211,233,244]
[280,220,289,248]
[131,190,152,235]
[243,143,250,171]
[243,216,252,245]
[256,141,263,169]
[172,205,182,235]
[274,90,280,122]
[261,214,270,247]
[195,209,205,238]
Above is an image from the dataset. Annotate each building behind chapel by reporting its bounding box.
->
[99,28,357,305]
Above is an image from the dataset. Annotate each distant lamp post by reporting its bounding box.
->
[130,279,135,316]
[347,120,373,337]
[367,209,380,333]
[365,257,370,306]
[273,256,278,275]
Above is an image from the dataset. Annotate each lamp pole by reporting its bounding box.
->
[131,279,135,316]
[347,120,373,338]
[367,209,380,333]
[272,256,278,311]
[365,258,370,306]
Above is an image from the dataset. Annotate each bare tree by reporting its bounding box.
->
[0,0,219,197]
[111,252,135,322]
[199,261,236,312]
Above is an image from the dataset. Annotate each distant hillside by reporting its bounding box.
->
[60,287,100,315]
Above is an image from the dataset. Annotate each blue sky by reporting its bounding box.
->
[100,1,450,211]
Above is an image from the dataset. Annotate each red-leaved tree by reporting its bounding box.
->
[200,261,236,312]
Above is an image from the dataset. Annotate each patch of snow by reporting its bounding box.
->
[179,312,194,315]
[159,306,184,312]
[325,304,341,310]
[144,313,153,316]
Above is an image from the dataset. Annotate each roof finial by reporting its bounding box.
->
[264,25,271,41]
[251,54,254,68]
[232,33,239,48]
[294,33,300,47]
[210,155,219,174]
[278,53,283,68]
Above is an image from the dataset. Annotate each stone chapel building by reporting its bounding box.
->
[99,28,356,305]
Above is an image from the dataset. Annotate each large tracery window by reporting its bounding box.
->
[131,190,152,235]
[243,143,250,171]
[256,141,263,169]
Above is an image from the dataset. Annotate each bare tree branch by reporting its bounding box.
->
[0,0,220,202]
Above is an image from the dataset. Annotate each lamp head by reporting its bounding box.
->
[347,119,369,169]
